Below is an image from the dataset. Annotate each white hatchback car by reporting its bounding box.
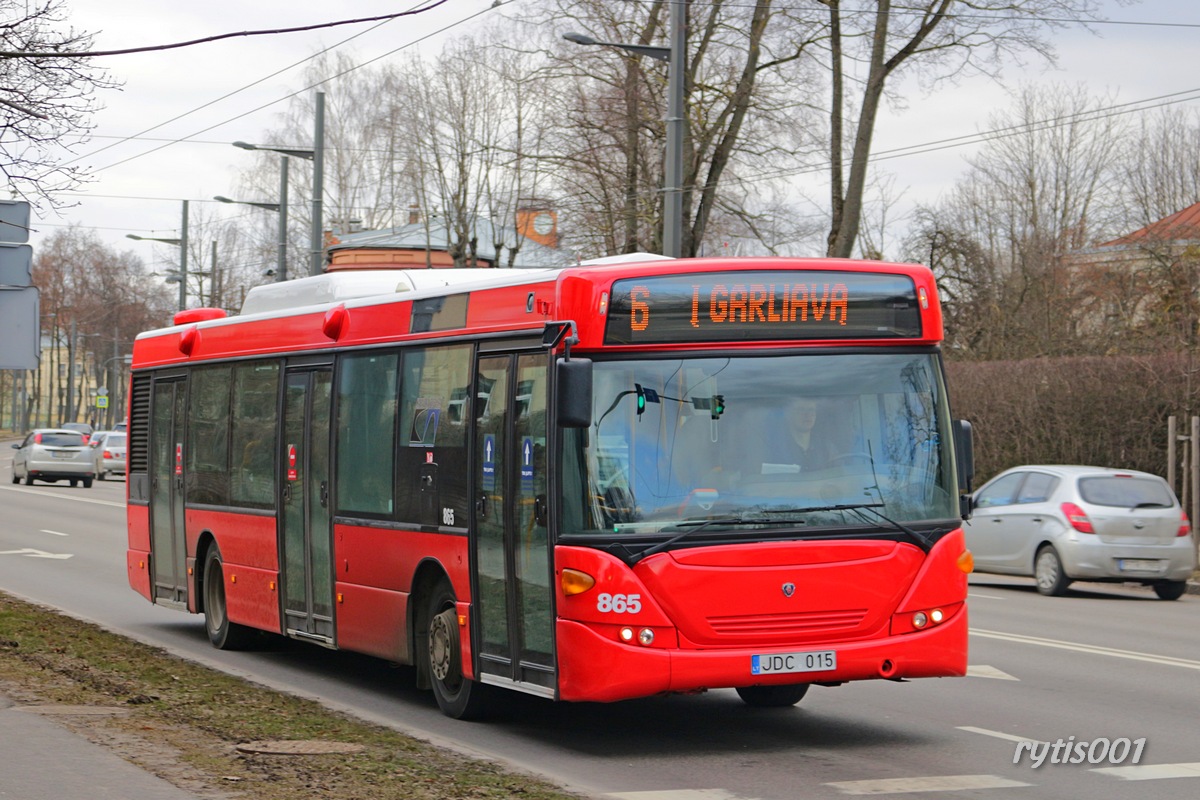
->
[11,428,96,488]
[965,465,1196,599]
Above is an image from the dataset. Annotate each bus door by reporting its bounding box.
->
[472,351,554,695]
[279,366,335,645]
[149,376,188,607]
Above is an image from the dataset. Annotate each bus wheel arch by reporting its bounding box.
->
[200,539,257,650]
[194,532,217,615]
[415,567,492,719]
[409,561,450,690]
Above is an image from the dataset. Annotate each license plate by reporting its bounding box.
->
[52,451,74,459]
[1119,559,1163,572]
[751,650,836,675]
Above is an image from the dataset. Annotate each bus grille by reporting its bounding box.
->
[708,609,869,637]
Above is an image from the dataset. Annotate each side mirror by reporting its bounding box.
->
[953,419,974,516]
[556,357,593,428]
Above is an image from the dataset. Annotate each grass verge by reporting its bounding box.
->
[0,591,581,800]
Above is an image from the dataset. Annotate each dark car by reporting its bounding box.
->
[60,421,95,437]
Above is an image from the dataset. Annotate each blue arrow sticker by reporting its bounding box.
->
[482,434,496,491]
[521,437,534,491]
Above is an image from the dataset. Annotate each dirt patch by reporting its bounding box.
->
[0,592,582,800]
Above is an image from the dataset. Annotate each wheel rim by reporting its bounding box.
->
[428,608,461,691]
[1036,551,1059,590]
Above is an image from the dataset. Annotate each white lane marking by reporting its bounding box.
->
[1093,763,1200,780]
[967,592,1008,600]
[608,792,746,800]
[957,726,1047,745]
[972,628,1200,670]
[825,774,1031,794]
[40,529,70,537]
[0,484,125,508]
[0,548,73,560]
[966,665,1019,680]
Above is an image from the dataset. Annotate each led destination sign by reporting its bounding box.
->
[605,271,923,345]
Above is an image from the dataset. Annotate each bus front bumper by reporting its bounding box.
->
[554,604,968,703]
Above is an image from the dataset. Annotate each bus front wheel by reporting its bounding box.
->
[736,684,810,708]
[202,547,257,650]
[426,581,491,720]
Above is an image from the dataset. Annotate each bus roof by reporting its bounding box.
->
[133,257,943,366]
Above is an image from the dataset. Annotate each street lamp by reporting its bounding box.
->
[232,91,325,277]
[157,269,213,307]
[215,172,289,282]
[127,199,189,311]
[564,3,686,258]
[562,31,670,61]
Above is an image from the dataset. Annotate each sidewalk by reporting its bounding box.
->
[0,694,199,800]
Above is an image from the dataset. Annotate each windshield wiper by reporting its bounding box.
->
[843,503,938,552]
[634,516,780,561]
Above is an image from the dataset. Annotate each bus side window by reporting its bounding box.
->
[230,360,279,510]
[336,351,398,518]
[396,344,471,527]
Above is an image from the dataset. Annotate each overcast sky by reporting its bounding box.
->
[29,0,1200,264]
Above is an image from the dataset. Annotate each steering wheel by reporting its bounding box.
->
[828,451,873,466]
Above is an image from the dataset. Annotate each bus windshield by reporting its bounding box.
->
[560,352,958,539]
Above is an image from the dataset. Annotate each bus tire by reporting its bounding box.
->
[202,547,257,650]
[426,580,491,720]
[736,684,810,708]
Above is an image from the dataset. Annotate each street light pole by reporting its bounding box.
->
[126,201,188,312]
[180,200,189,310]
[564,1,687,258]
[664,1,685,259]
[278,155,289,281]
[232,89,325,279]
[215,156,288,282]
[311,91,325,277]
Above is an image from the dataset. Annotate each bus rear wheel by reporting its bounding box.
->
[736,684,810,708]
[202,547,257,650]
[426,580,490,720]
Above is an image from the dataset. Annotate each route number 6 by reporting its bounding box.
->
[596,592,642,614]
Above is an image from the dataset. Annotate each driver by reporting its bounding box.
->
[758,397,834,473]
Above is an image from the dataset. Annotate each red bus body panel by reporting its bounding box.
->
[554,530,968,702]
[332,523,470,662]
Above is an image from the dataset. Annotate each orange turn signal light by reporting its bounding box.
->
[957,549,974,574]
[561,568,596,596]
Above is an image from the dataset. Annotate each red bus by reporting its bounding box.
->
[125,256,975,719]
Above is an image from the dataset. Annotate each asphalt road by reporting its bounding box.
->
[2,451,1198,800]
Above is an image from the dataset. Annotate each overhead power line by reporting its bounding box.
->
[0,1,452,58]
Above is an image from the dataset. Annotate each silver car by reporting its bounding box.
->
[11,429,96,488]
[91,431,127,480]
[965,465,1196,599]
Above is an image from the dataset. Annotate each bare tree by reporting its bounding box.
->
[908,84,1124,358]
[522,0,824,257]
[0,0,116,210]
[1119,107,1200,228]
[818,0,1105,258]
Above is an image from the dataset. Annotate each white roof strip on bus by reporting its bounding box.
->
[135,267,565,340]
